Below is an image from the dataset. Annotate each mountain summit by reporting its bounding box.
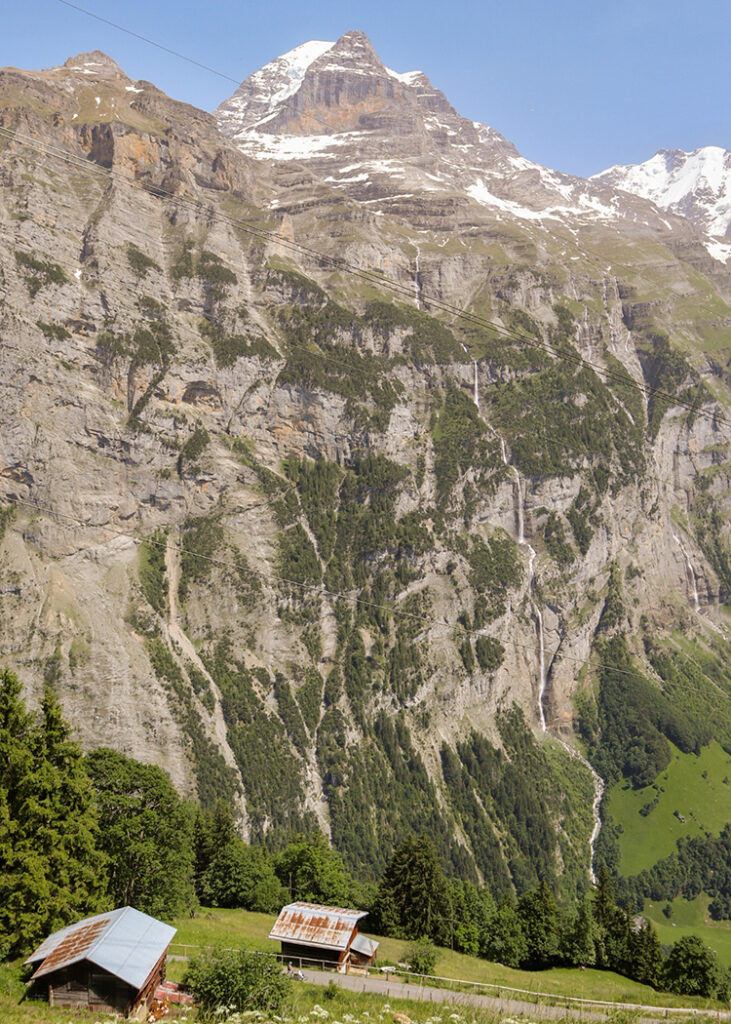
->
[593,146,731,241]
[215,31,682,238]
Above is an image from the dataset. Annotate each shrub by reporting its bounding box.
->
[185,948,289,1017]
[406,936,437,975]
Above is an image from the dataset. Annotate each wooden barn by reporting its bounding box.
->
[25,906,176,1019]
[269,902,379,972]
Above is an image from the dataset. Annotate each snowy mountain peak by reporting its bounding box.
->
[593,146,731,238]
[214,33,685,240]
[216,38,335,131]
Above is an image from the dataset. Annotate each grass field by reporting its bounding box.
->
[643,895,731,965]
[606,740,731,876]
[169,908,727,1010]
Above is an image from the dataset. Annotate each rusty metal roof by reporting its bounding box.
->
[25,907,176,991]
[269,902,367,951]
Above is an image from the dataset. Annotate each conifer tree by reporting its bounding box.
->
[593,866,629,971]
[0,671,108,955]
[630,919,664,988]
[372,835,451,944]
[558,893,597,967]
[518,878,559,968]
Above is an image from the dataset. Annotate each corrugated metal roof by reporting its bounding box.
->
[269,902,367,951]
[26,907,176,991]
[350,933,379,958]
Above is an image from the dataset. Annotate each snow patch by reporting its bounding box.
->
[385,66,423,85]
[247,39,335,113]
[125,85,143,93]
[230,129,370,161]
[705,239,731,263]
[468,178,617,225]
[324,172,369,184]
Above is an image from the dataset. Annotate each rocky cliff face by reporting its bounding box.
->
[1,37,730,892]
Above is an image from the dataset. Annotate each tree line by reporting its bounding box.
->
[1,669,728,1001]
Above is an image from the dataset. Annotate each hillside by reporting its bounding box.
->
[0,33,730,903]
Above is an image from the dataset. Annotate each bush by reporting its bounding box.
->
[185,948,289,1018]
[406,936,437,976]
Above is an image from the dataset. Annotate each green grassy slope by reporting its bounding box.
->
[606,741,731,876]
[643,895,731,964]
[170,907,726,1008]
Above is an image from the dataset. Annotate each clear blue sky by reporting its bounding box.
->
[3,0,729,177]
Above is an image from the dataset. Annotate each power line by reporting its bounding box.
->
[1,123,727,433]
[53,0,241,85]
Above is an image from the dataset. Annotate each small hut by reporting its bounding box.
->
[25,906,176,1019]
[269,902,379,972]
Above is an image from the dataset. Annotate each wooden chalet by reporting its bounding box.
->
[269,902,379,972]
[25,906,176,1019]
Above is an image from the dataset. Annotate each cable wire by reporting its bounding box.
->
[53,0,241,85]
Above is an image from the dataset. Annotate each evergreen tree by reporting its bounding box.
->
[558,894,597,967]
[194,800,237,891]
[372,835,451,944]
[630,919,664,988]
[86,747,196,918]
[474,887,498,960]
[593,867,629,971]
[449,879,480,955]
[483,896,527,968]
[0,671,108,956]
[518,878,559,968]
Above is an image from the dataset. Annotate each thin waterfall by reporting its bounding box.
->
[515,475,525,546]
[413,245,421,309]
[588,766,605,884]
[555,736,605,884]
[673,534,701,611]
[499,433,601,875]
[536,607,546,733]
[602,276,618,352]
[499,433,545,727]
[473,361,479,411]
